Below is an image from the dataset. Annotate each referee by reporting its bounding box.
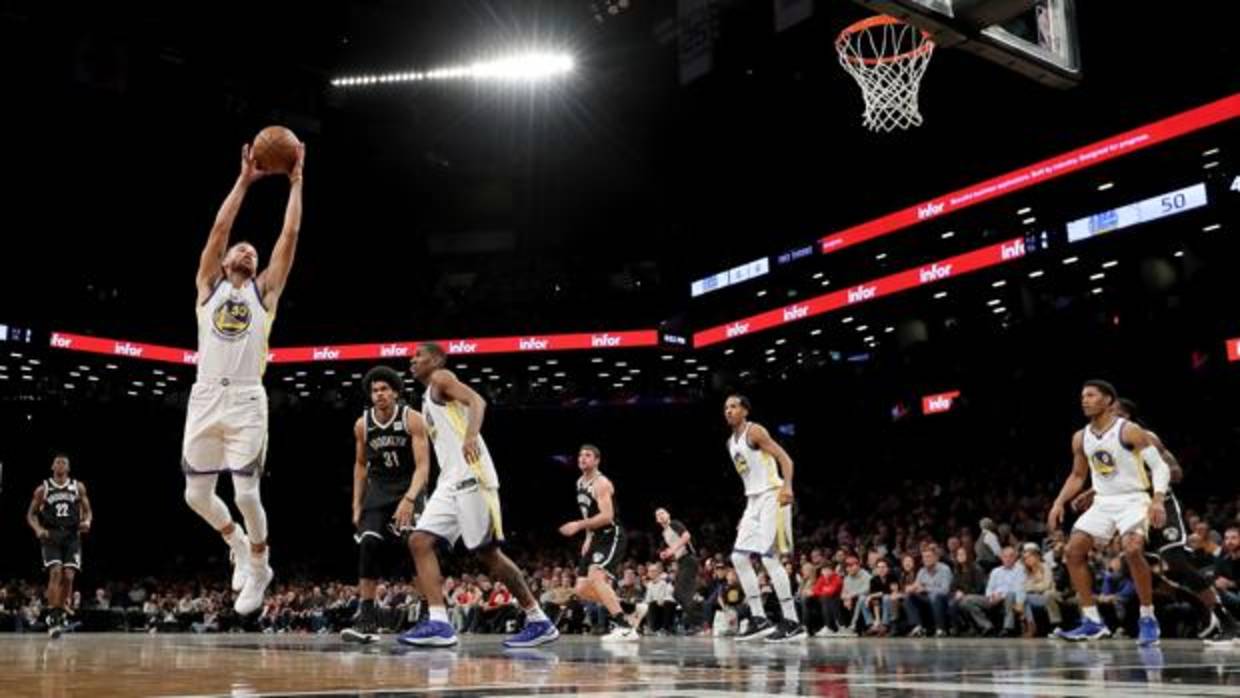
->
[656,507,703,634]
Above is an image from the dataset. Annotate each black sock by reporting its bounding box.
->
[610,613,630,627]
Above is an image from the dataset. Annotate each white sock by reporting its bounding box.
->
[1082,606,1102,624]
[730,552,766,619]
[760,556,799,623]
[429,605,449,624]
[1140,605,1155,619]
[524,604,548,623]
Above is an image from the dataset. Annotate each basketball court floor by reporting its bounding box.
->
[2,634,1238,697]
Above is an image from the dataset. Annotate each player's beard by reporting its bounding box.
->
[225,261,255,279]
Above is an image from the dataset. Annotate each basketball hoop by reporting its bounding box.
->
[836,16,935,132]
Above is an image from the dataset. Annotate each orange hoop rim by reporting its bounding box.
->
[836,15,935,67]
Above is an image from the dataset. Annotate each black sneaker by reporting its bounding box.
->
[765,620,807,643]
[736,616,776,642]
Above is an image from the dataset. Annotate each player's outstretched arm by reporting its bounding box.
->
[197,144,273,302]
[259,144,305,309]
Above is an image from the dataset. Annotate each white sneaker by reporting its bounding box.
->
[229,547,250,593]
[235,562,273,615]
[813,626,834,638]
[601,624,639,642]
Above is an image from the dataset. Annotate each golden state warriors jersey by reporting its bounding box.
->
[423,392,501,490]
[1083,417,1150,497]
[728,423,782,496]
[196,279,271,381]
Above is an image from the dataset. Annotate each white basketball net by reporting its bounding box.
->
[836,17,935,132]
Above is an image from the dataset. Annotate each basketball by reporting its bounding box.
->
[251,125,300,174]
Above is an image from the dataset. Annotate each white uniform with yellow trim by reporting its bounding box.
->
[1074,417,1152,541]
[729,423,792,556]
[416,389,505,550]
[182,279,272,475]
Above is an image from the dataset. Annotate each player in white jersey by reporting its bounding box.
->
[1072,398,1240,644]
[399,342,559,649]
[1048,380,1170,646]
[182,141,304,616]
[723,395,806,643]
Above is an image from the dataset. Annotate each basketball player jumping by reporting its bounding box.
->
[723,395,806,642]
[399,343,559,648]
[26,454,92,639]
[558,444,637,641]
[1071,397,1239,644]
[182,141,304,616]
[342,366,432,644]
[1048,380,1170,646]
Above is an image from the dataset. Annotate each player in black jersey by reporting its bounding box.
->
[342,366,432,644]
[558,444,637,640]
[25,454,93,639]
[1072,398,1239,643]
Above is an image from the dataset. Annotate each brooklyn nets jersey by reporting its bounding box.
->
[1084,417,1150,498]
[39,478,82,532]
[363,404,418,510]
[576,475,620,535]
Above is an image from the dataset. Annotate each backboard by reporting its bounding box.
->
[849,0,1081,87]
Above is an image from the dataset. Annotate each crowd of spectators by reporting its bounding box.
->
[6,474,1240,640]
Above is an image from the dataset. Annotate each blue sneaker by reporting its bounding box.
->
[397,620,458,648]
[503,619,560,648]
[1137,616,1161,647]
[1054,619,1111,642]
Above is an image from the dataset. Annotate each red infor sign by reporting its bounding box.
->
[922,390,961,415]
[50,330,660,365]
[694,238,1026,347]
[819,95,1240,255]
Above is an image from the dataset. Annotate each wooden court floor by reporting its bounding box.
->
[1,633,1239,697]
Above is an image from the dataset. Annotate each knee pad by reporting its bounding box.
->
[1160,546,1211,593]
[358,534,384,580]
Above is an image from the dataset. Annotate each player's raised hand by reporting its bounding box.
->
[239,144,275,185]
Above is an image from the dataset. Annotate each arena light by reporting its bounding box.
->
[332,52,574,88]
[1097,182,1115,191]
[1202,223,1222,232]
